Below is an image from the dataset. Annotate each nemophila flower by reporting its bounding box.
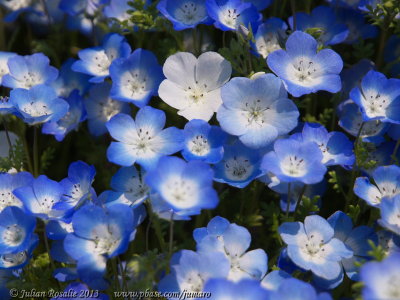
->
[9,85,69,126]
[205,0,260,32]
[105,166,149,208]
[289,6,349,46]
[64,204,137,289]
[182,119,227,164]
[360,253,400,300]
[2,53,58,90]
[293,123,355,166]
[159,51,232,121]
[349,70,400,123]
[203,279,270,300]
[194,216,268,281]
[214,139,263,188]
[261,138,327,185]
[335,7,378,44]
[51,59,91,98]
[72,33,131,83]
[217,74,299,149]
[378,231,400,256]
[0,234,38,269]
[279,215,353,280]
[109,48,164,107]
[150,194,200,221]
[354,165,400,207]
[46,220,74,241]
[0,172,33,212]
[103,0,131,22]
[51,282,109,300]
[338,99,389,145]
[0,207,36,254]
[340,59,374,99]
[261,270,292,291]
[145,156,218,214]
[269,278,332,300]
[158,250,230,296]
[13,175,66,220]
[253,18,287,59]
[59,0,109,17]
[328,211,377,281]
[267,31,343,97]
[157,0,211,30]
[55,161,96,218]
[379,195,400,236]
[42,90,87,142]
[0,52,15,85]
[106,107,183,169]
[85,82,130,136]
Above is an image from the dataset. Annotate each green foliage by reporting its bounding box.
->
[355,141,377,170]
[367,240,387,262]
[303,108,334,127]
[40,147,55,173]
[127,0,164,31]
[0,139,26,172]
[328,170,341,193]
[348,204,361,222]
[295,195,320,220]
[365,0,400,30]
[352,39,375,61]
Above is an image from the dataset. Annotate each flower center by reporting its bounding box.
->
[93,51,111,75]
[175,2,204,25]
[224,156,253,181]
[243,99,270,127]
[302,235,325,257]
[257,34,281,58]
[363,90,389,117]
[289,57,321,86]
[281,155,307,177]
[98,99,121,121]
[0,251,27,267]
[2,224,24,246]
[188,135,210,156]
[183,271,204,293]
[22,101,50,117]
[21,72,42,88]
[221,8,240,28]
[125,72,148,97]
[164,179,193,203]
[0,189,23,212]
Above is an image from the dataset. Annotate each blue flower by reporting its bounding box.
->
[328,211,377,281]
[64,204,138,289]
[145,156,218,214]
[261,270,292,291]
[56,161,96,218]
[106,107,183,169]
[42,90,87,142]
[158,250,230,296]
[340,59,374,99]
[0,51,16,86]
[159,52,232,121]
[354,165,400,207]
[2,53,58,90]
[206,0,260,32]
[85,82,131,136]
[59,0,109,17]
[203,279,270,299]
[72,33,131,83]
[335,7,378,44]
[338,99,389,145]
[0,172,33,212]
[379,195,400,236]
[194,216,268,281]
[253,18,287,58]
[0,206,36,254]
[269,278,332,300]
[360,253,400,300]
[157,0,211,30]
[279,215,353,280]
[0,234,38,269]
[13,175,66,220]
[46,220,74,241]
[293,123,355,166]
[51,59,91,98]
[9,85,69,126]
[213,139,263,188]
[261,138,327,185]
[217,74,299,149]
[377,230,400,255]
[289,6,349,46]
[182,119,227,164]
[349,70,400,123]
[104,0,131,22]
[105,166,149,208]
[109,48,164,107]
[149,194,199,221]
[267,31,343,97]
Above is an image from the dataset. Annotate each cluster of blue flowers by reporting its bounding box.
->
[0,0,400,299]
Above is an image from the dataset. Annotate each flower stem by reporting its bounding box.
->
[42,225,61,289]
[169,212,174,256]
[391,139,400,164]
[2,119,14,160]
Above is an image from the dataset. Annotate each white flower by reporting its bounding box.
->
[158,51,232,121]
